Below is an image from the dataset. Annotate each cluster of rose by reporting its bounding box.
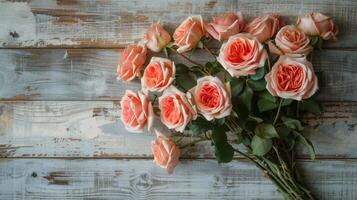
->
[117,11,337,190]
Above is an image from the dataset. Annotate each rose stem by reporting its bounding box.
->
[267,55,272,71]
[203,44,216,59]
[167,47,204,67]
[273,98,284,125]
[179,137,208,149]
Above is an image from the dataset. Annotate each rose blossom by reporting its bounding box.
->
[144,22,171,52]
[265,56,318,101]
[192,76,232,120]
[173,15,205,53]
[244,14,284,42]
[268,25,312,57]
[217,33,268,77]
[296,12,338,40]
[117,44,147,81]
[151,130,180,174]
[120,90,154,132]
[159,86,197,132]
[205,12,244,41]
[142,57,175,92]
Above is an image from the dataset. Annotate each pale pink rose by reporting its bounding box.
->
[265,56,318,101]
[144,22,171,52]
[217,33,268,77]
[205,12,244,41]
[192,76,232,121]
[159,86,197,132]
[173,15,205,53]
[117,44,147,81]
[142,57,175,92]
[268,25,312,57]
[296,12,338,40]
[244,14,284,42]
[120,90,154,132]
[151,130,180,174]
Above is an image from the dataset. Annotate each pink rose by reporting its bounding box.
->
[268,25,312,57]
[151,130,180,174]
[217,33,268,77]
[265,56,318,101]
[244,14,284,42]
[173,15,205,53]
[120,90,154,132]
[144,22,171,52]
[117,44,147,81]
[142,57,175,92]
[205,12,244,41]
[296,12,338,40]
[159,86,197,132]
[192,76,232,120]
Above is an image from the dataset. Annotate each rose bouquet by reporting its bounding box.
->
[117,12,337,200]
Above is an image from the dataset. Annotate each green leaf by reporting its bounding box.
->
[238,84,254,112]
[175,64,196,91]
[294,131,316,160]
[259,90,276,102]
[251,135,272,156]
[230,78,245,98]
[197,40,204,49]
[205,61,223,75]
[250,66,265,80]
[248,115,263,123]
[211,126,234,163]
[276,126,292,138]
[255,123,279,138]
[188,117,212,135]
[300,100,323,114]
[281,99,294,107]
[282,116,304,131]
[258,98,278,112]
[247,79,266,91]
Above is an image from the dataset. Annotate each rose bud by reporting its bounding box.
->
[265,56,318,101]
[244,14,284,42]
[144,22,171,52]
[120,90,154,132]
[205,12,244,41]
[217,33,268,77]
[117,44,147,81]
[142,57,175,92]
[192,76,232,120]
[151,130,180,174]
[296,12,338,40]
[159,86,197,132]
[173,15,205,53]
[268,25,312,57]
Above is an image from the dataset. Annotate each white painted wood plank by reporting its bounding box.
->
[0,49,355,101]
[0,0,355,48]
[0,101,355,158]
[0,159,356,200]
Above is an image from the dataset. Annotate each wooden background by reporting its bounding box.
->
[0,0,356,199]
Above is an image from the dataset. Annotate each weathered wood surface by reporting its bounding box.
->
[0,49,356,101]
[0,101,355,158]
[0,0,356,48]
[0,159,356,200]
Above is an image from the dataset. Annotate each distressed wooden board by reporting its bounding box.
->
[0,49,356,101]
[0,159,356,200]
[0,101,355,158]
[0,0,356,48]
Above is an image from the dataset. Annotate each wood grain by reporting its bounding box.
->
[0,49,356,101]
[0,101,355,158]
[0,0,355,48]
[0,159,356,200]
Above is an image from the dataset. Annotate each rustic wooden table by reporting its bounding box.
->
[0,0,356,199]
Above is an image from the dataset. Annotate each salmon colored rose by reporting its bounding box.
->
[265,56,318,101]
[268,25,312,57]
[144,22,171,52]
[142,57,175,92]
[205,12,244,41]
[173,15,205,53]
[117,44,147,81]
[245,14,284,42]
[192,76,232,120]
[159,86,197,132]
[151,130,180,174]
[296,12,338,40]
[120,90,154,132]
[218,33,268,77]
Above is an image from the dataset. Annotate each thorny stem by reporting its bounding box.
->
[273,98,283,125]
[168,47,204,67]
